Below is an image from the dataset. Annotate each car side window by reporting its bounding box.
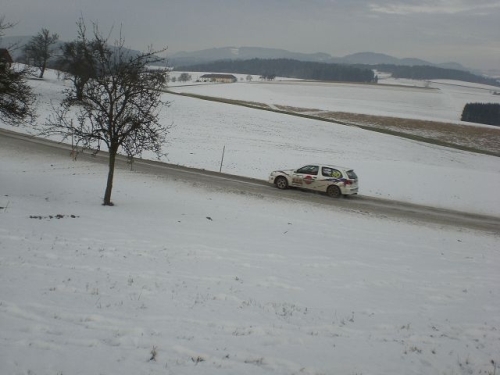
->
[322,167,342,178]
[297,165,319,175]
[331,169,342,178]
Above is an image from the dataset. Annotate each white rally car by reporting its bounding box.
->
[269,164,359,198]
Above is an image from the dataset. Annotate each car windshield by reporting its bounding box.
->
[296,165,319,175]
[346,170,358,179]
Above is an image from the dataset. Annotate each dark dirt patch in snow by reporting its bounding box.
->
[29,214,80,220]
[276,105,500,156]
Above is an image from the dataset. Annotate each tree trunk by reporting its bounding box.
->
[76,85,84,101]
[103,145,118,206]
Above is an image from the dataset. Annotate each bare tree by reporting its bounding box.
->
[45,21,170,206]
[23,28,59,78]
[178,72,191,82]
[56,19,95,101]
[0,15,36,125]
[58,40,94,101]
[0,15,15,35]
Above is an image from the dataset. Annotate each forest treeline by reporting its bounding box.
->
[461,103,500,126]
[372,64,499,87]
[174,58,499,87]
[174,58,376,83]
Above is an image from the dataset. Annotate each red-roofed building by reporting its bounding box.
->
[0,48,13,67]
[200,73,237,83]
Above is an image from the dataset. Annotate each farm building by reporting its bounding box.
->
[0,48,13,67]
[200,74,237,83]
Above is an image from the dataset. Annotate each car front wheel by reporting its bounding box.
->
[275,176,289,190]
[326,185,341,198]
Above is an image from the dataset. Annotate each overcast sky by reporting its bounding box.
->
[2,0,499,71]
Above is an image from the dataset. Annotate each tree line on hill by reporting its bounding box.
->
[174,58,499,87]
[371,64,500,87]
[174,58,376,83]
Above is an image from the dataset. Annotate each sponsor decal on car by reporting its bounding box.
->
[304,175,314,184]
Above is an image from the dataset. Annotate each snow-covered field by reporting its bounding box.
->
[1,70,499,375]
[169,72,500,123]
[164,90,500,217]
[1,135,499,375]
[11,70,500,217]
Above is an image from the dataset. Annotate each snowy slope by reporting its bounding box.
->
[1,139,499,375]
[5,70,499,216]
[1,68,499,375]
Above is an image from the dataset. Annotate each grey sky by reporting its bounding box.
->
[2,0,499,71]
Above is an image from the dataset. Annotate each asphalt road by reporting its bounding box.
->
[1,127,499,234]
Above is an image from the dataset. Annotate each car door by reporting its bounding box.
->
[291,165,320,191]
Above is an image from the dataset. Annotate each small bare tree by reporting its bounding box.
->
[0,15,15,35]
[45,21,170,206]
[178,72,191,82]
[23,28,59,78]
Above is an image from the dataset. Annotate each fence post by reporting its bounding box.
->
[219,145,225,173]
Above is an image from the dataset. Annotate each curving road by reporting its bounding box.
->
[1,127,499,234]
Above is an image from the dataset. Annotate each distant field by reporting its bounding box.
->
[169,90,500,157]
[169,76,500,156]
[277,106,500,156]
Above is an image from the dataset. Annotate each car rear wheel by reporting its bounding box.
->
[275,176,289,190]
[326,185,341,198]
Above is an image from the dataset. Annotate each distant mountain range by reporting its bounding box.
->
[0,37,481,75]
[0,35,145,62]
[168,47,468,71]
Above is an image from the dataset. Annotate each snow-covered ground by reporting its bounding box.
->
[1,69,499,374]
[163,90,500,217]
[1,136,499,375]
[8,69,500,217]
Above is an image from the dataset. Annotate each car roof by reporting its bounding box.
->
[303,164,353,171]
